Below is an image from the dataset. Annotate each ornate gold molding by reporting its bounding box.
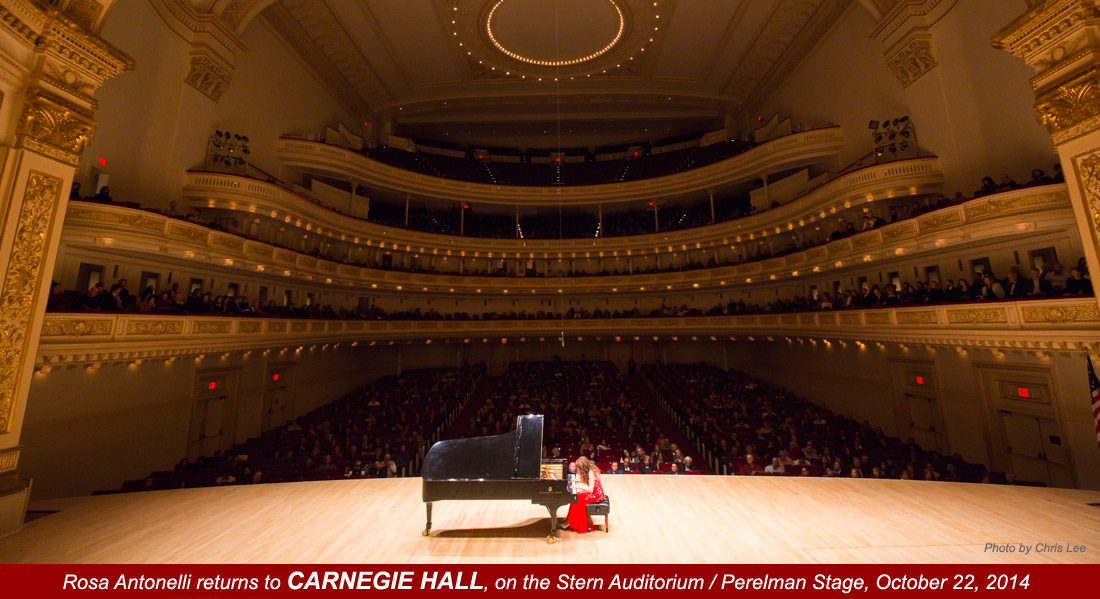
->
[1035,67,1100,142]
[1073,149,1100,247]
[67,204,163,231]
[192,321,231,334]
[963,190,1067,219]
[125,319,184,335]
[16,91,97,166]
[167,222,209,242]
[1020,303,1100,324]
[896,310,938,325]
[917,209,962,229]
[40,318,113,337]
[993,1,1100,142]
[0,171,63,433]
[946,308,1008,324]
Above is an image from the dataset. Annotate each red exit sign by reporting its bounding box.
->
[1017,387,1029,398]
[915,376,924,385]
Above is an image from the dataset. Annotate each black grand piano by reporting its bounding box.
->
[421,414,575,543]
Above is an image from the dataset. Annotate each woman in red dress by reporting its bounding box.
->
[565,456,605,533]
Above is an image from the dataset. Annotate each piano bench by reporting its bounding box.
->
[586,496,611,533]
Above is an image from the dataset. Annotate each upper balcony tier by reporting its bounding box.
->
[274,128,845,206]
[183,157,944,257]
[75,183,1072,295]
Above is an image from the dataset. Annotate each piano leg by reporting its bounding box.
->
[547,508,559,544]
[422,502,433,537]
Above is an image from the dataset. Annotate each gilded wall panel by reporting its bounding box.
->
[0,172,63,432]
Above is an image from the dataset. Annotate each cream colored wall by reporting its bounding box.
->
[76,2,357,209]
[21,345,386,499]
[761,1,1054,192]
[761,5,909,169]
[917,0,1054,192]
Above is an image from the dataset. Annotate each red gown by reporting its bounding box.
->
[566,476,605,533]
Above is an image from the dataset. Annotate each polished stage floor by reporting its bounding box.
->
[2,476,1099,563]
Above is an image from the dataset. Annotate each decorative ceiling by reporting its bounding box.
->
[261,0,853,148]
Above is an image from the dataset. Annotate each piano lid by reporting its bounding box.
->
[422,414,545,481]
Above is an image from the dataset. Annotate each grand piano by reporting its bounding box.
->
[421,414,575,543]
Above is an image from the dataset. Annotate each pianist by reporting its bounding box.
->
[565,457,605,534]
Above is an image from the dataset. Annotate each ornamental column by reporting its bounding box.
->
[994,0,1100,312]
[0,1,133,534]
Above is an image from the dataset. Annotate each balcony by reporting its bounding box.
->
[67,183,1075,295]
[274,128,846,206]
[35,298,1100,369]
[184,157,942,255]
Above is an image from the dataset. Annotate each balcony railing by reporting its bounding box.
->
[35,298,1100,369]
[67,183,1075,294]
[183,156,943,255]
[274,127,846,206]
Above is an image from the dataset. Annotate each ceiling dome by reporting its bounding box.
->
[486,0,624,66]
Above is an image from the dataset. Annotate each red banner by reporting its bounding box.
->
[0,565,1096,598]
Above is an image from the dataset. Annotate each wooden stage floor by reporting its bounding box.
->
[2,476,1099,563]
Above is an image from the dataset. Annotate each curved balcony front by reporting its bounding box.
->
[183,157,944,259]
[67,183,1074,296]
[275,128,845,206]
[35,298,1100,369]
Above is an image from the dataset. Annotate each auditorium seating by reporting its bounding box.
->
[103,367,483,493]
[642,363,999,484]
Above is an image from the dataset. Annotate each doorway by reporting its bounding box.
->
[187,371,238,461]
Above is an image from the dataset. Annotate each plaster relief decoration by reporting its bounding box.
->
[917,209,962,229]
[1020,303,1100,324]
[58,0,105,32]
[150,0,246,102]
[40,318,113,337]
[946,308,1007,324]
[993,0,1100,143]
[871,1,956,89]
[67,204,163,232]
[884,35,937,88]
[864,312,892,325]
[963,190,1069,219]
[0,172,63,432]
[167,222,210,242]
[126,319,184,335]
[1075,150,1100,247]
[16,91,97,166]
[192,321,232,334]
[896,310,938,325]
[185,51,232,101]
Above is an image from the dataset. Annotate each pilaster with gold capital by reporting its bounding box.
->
[0,0,132,534]
[994,0,1100,312]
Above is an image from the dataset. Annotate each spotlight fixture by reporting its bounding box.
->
[870,116,916,163]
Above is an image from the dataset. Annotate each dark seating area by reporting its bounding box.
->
[103,367,483,494]
[417,152,497,184]
[642,363,1015,484]
[466,361,697,474]
[618,147,696,182]
[358,133,753,189]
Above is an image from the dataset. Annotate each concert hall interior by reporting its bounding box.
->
[1,0,1100,563]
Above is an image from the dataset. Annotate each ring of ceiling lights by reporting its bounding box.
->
[485,0,625,67]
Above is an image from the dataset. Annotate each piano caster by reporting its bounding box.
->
[546,535,557,545]
[422,529,430,537]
